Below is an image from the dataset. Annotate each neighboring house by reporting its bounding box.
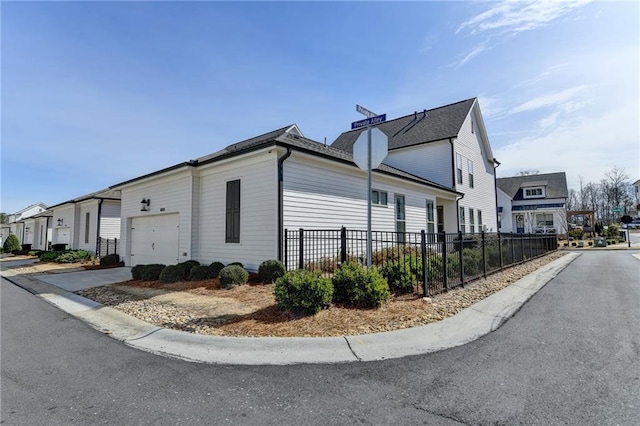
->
[332,98,499,234]
[496,172,569,234]
[111,125,462,269]
[48,189,121,253]
[5,203,48,247]
[632,179,640,217]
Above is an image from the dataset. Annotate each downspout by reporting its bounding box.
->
[45,216,51,251]
[493,158,501,232]
[456,192,465,232]
[96,199,104,256]
[449,138,462,231]
[277,147,292,261]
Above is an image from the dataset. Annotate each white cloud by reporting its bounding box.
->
[452,43,491,69]
[457,0,592,35]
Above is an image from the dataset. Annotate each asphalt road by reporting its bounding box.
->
[2,251,639,425]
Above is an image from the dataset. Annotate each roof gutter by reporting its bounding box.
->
[277,147,292,262]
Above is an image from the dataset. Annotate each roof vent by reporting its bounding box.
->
[414,111,417,119]
[423,109,428,118]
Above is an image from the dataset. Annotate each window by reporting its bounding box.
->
[524,187,544,198]
[40,225,44,245]
[471,119,475,134]
[395,195,406,244]
[84,212,90,244]
[469,208,475,233]
[468,159,474,188]
[536,213,554,227]
[459,206,465,232]
[226,179,241,243]
[478,210,483,231]
[426,200,435,234]
[456,153,463,185]
[371,189,388,206]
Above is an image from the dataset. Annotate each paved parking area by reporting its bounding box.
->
[36,267,132,292]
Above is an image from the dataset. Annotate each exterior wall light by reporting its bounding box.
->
[140,198,151,212]
[57,218,63,226]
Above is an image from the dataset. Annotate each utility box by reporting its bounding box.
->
[595,237,607,247]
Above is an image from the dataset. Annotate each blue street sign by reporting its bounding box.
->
[351,114,386,130]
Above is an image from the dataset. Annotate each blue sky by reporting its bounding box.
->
[1,1,638,213]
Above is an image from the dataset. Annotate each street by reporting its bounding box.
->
[2,251,639,425]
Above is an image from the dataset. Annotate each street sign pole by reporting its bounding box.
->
[367,125,372,268]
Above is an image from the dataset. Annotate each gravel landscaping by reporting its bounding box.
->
[76,251,568,337]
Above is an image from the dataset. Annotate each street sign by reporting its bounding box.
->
[611,207,624,213]
[356,104,377,118]
[351,114,386,130]
[352,128,388,171]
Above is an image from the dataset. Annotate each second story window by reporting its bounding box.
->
[524,187,544,198]
[456,153,463,185]
[371,189,388,206]
[459,206,465,232]
[468,159,474,188]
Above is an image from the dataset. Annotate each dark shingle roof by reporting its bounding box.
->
[497,172,568,199]
[331,98,476,153]
[48,188,121,209]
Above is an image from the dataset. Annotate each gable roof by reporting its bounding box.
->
[11,202,48,216]
[48,188,121,210]
[331,98,476,153]
[111,125,459,195]
[496,172,568,199]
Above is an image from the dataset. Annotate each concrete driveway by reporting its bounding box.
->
[36,267,132,292]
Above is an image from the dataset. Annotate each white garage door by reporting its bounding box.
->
[130,214,179,267]
[55,227,70,245]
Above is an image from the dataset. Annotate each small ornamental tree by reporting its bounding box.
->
[3,234,20,253]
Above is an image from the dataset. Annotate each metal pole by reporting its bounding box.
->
[367,126,372,268]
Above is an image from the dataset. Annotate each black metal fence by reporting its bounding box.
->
[97,237,120,257]
[283,228,557,296]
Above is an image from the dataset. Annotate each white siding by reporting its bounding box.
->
[198,150,278,271]
[119,168,195,266]
[51,205,76,248]
[77,200,99,252]
[100,200,121,239]
[383,140,453,187]
[22,219,36,245]
[497,188,513,233]
[453,106,498,232]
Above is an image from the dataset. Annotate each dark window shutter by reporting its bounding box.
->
[226,180,240,243]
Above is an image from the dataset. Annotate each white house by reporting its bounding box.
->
[332,98,499,234]
[5,203,48,249]
[496,172,569,234]
[111,125,463,270]
[48,189,121,253]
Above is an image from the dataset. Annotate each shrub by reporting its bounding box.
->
[568,228,584,240]
[181,260,200,270]
[381,260,415,294]
[371,245,421,267]
[100,254,120,266]
[54,250,92,263]
[159,265,184,284]
[227,262,244,268]
[189,265,216,281]
[218,265,249,288]
[39,251,61,262]
[606,224,619,239]
[462,247,482,277]
[274,270,333,315]
[3,235,21,253]
[332,261,389,308]
[140,264,166,281]
[258,260,286,283]
[131,265,145,280]
[209,261,225,278]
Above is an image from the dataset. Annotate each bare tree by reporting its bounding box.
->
[516,170,540,176]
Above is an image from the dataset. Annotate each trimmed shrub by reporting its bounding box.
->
[274,270,333,315]
[227,262,244,268]
[381,260,415,294]
[140,264,166,281]
[462,248,482,277]
[3,235,20,253]
[54,250,92,263]
[606,224,619,239]
[189,265,216,281]
[568,228,584,240]
[159,265,184,284]
[258,260,286,283]
[181,260,200,270]
[332,261,389,308]
[131,265,145,280]
[209,261,225,278]
[100,254,120,266]
[218,265,249,288]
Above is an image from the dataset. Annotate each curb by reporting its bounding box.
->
[2,253,580,365]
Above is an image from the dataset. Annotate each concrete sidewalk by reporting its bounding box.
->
[2,253,580,365]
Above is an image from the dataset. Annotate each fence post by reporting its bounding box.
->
[115,238,118,255]
[458,231,465,288]
[283,229,289,270]
[340,226,347,264]
[498,232,503,271]
[441,232,448,291]
[529,233,533,259]
[298,228,304,270]
[481,231,487,278]
[421,230,428,296]
[520,232,524,262]
[511,232,515,266]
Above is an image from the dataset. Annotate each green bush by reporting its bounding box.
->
[462,248,482,276]
[274,270,333,315]
[52,250,92,263]
[39,251,60,262]
[189,265,216,281]
[3,235,21,253]
[227,261,244,268]
[181,260,200,270]
[140,264,166,281]
[332,262,389,308]
[218,265,249,288]
[209,261,225,278]
[159,265,184,284]
[258,260,286,283]
[568,228,584,240]
[381,260,415,294]
[606,224,619,238]
[371,245,421,266]
[100,254,120,266]
[131,265,145,280]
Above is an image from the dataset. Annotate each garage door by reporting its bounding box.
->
[130,214,179,267]
[55,227,70,245]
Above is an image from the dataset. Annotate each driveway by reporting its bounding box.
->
[36,267,132,292]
